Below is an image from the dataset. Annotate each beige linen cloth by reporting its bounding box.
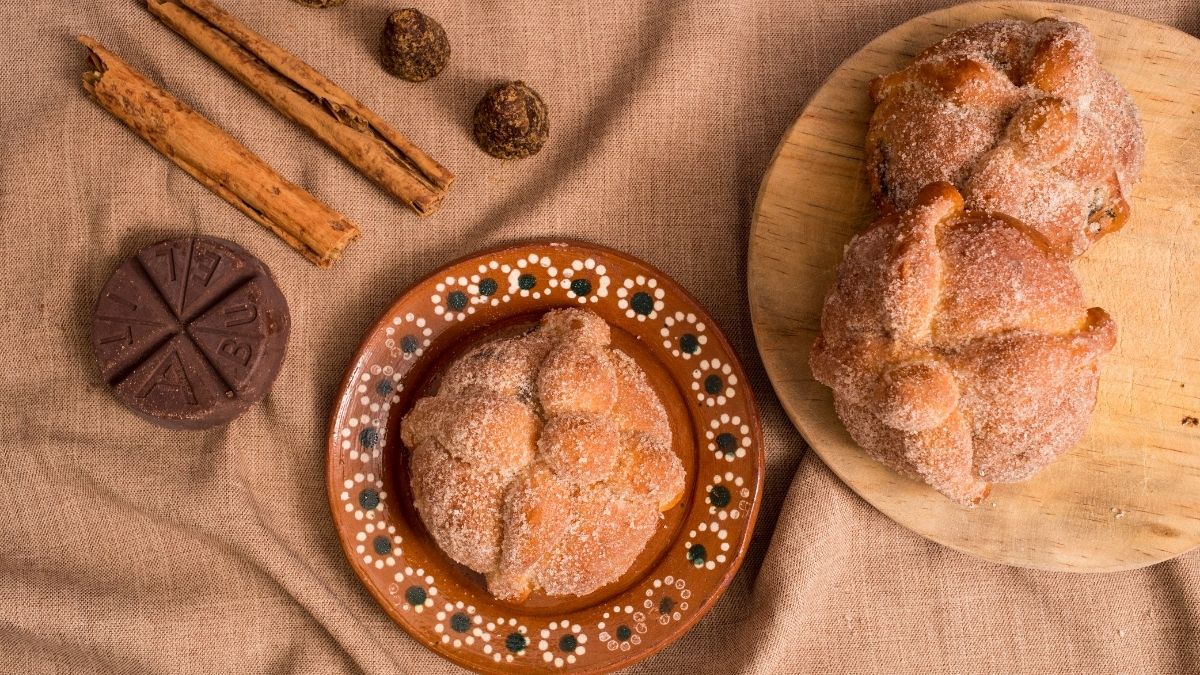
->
[1,0,1197,672]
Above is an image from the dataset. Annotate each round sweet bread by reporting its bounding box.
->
[866,18,1144,258]
[401,308,685,601]
[810,183,1117,506]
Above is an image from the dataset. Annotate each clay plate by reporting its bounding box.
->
[328,241,764,673]
[749,1,1200,571]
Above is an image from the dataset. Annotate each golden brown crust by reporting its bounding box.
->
[612,433,687,511]
[489,463,572,603]
[609,348,671,436]
[400,392,539,476]
[402,308,685,600]
[535,485,661,597]
[438,337,545,400]
[409,441,506,572]
[866,18,1144,258]
[537,308,612,346]
[537,414,621,485]
[811,183,1115,506]
[537,344,618,417]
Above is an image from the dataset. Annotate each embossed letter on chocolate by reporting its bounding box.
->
[90,237,290,429]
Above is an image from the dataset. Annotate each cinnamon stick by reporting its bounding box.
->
[147,0,455,216]
[79,36,360,268]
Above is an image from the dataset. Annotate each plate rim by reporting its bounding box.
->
[747,0,1200,572]
[327,238,765,673]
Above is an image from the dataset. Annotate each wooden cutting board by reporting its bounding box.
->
[749,1,1200,572]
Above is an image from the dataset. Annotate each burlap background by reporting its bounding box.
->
[1,0,1197,672]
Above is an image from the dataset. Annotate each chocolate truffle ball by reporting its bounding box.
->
[381,8,450,82]
[472,81,549,159]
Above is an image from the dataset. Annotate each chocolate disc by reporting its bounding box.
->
[90,237,290,429]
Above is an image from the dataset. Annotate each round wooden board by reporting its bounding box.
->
[329,241,763,672]
[749,1,1200,572]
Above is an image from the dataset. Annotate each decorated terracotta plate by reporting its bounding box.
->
[327,241,764,673]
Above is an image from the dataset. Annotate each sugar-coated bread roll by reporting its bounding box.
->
[811,183,1116,506]
[866,18,1144,258]
[402,308,685,601]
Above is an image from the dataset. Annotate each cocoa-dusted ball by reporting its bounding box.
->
[380,8,450,82]
[471,81,549,159]
[292,0,346,7]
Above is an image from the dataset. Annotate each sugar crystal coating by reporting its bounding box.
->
[401,308,684,600]
[866,18,1144,258]
[810,183,1116,506]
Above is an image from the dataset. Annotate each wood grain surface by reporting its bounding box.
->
[749,1,1200,572]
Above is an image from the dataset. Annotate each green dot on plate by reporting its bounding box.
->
[359,427,379,448]
[405,585,426,606]
[716,433,737,455]
[679,333,700,353]
[358,489,380,510]
[704,374,722,394]
[505,632,527,653]
[570,278,592,296]
[631,291,654,315]
[658,596,675,614]
[708,485,731,507]
[372,535,392,555]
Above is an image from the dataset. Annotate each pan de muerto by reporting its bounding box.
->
[401,308,685,601]
[810,183,1116,506]
[866,18,1144,258]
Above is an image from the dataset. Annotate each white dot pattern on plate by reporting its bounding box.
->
[329,245,761,671]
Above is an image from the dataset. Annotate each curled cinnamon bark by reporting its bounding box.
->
[147,0,455,216]
[80,36,360,267]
